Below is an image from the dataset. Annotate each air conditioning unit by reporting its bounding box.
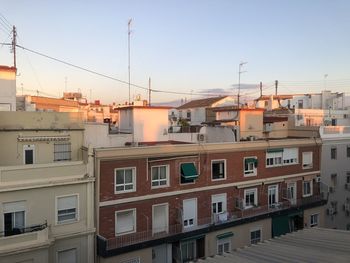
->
[315,177,321,183]
[197,134,205,142]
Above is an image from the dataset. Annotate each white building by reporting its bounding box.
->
[0,65,16,111]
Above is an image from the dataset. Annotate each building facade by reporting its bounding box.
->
[0,112,95,263]
[95,138,326,263]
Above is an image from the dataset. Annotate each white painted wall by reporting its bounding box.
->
[0,70,16,111]
[190,107,206,125]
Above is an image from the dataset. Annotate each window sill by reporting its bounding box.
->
[114,189,136,194]
[302,193,312,198]
[211,177,227,181]
[115,230,136,237]
[56,219,78,226]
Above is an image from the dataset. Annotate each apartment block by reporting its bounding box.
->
[0,112,95,263]
[95,138,326,263]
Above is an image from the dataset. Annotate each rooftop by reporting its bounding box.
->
[198,228,350,263]
[177,96,227,110]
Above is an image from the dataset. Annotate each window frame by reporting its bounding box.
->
[151,165,169,189]
[114,167,136,194]
[302,180,313,197]
[302,151,313,169]
[54,142,72,161]
[266,151,283,168]
[250,228,262,244]
[331,147,337,160]
[55,194,79,225]
[243,156,258,177]
[217,237,231,255]
[244,188,258,209]
[211,159,226,181]
[268,185,279,206]
[23,144,35,165]
[310,214,319,227]
[179,161,197,185]
[115,208,136,236]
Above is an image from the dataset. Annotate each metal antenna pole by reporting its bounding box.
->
[237,62,247,109]
[148,77,151,106]
[128,19,132,104]
[12,26,17,69]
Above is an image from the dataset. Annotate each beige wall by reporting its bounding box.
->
[205,218,271,257]
[99,247,152,263]
[304,206,326,228]
[239,111,264,139]
[0,247,49,263]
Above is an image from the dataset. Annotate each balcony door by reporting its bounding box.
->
[268,185,279,207]
[287,182,297,205]
[152,203,169,235]
[3,201,26,236]
[183,198,197,229]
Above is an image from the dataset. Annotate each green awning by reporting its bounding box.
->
[267,148,284,153]
[181,163,198,179]
[217,232,234,239]
[245,157,257,163]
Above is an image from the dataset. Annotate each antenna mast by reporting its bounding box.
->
[128,18,132,104]
[237,62,247,109]
[11,26,17,69]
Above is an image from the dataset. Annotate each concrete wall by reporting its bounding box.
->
[320,129,350,230]
[0,67,16,111]
[99,247,152,263]
[239,110,264,139]
[304,206,326,228]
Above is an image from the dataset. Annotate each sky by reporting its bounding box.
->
[0,0,350,104]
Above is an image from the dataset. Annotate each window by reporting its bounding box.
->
[115,167,136,193]
[23,145,35,164]
[347,146,350,158]
[3,201,26,236]
[115,209,136,235]
[186,111,191,119]
[331,173,337,187]
[217,236,231,255]
[183,199,197,228]
[310,214,319,227]
[347,172,350,184]
[244,157,258,176]
[181,240,196,262]
[266,149,283,167]
[298,100,303,109]
[58,248,77,263]
[283,148,298,165]
[152,204,168,234]
[211,194,227,223]
[302,152,313,169]
[303,181,313,197]
[250,229,261,244]
[151,165,169,188]
[180,163,198,184]
[57,195,78,224]
[244,188,257,209]
[268,185,278,207]
[54,143,71,161]
[331,147,337,160]
[212,160,226,180]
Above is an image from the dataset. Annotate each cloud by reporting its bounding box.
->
[231,83,259,90]
[197,88,231,94]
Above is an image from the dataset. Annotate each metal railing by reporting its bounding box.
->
[104,194,325,250]
[0,222,47,238]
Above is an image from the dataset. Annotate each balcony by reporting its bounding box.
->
[98,194,326,254]
[0,222,50,254]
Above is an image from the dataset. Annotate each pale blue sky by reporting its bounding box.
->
[0,0,349,104]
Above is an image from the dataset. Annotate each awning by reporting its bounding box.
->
[181,163,198,180]
[217,232,234,240]
[181,234,205,241]
[267,148,284,153]
[245,157,258,167]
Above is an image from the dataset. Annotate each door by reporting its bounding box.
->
[152,244,171,263]
[287,182,297,205]
[268,185,278,207]
[152,204,168,235]
[4,211,25,236]
[183,199,197,229]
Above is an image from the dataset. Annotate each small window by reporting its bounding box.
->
[331,147,337,160]
[58,248,77,263]
[23,145,35,164]
[54,143,71,161]
[298,100,303,109]
[151,165,169,188]
[186,111,191,119]
[302,152,313,169]
[310,214,319,227]
[217,237,231,255]
[244,188,257,209]
[180,163,198,184]
[347,146,350,158]
[115,167,136,193]
[347,172,350,184]
[331,173,337,187]
[303,181,313,197]
[244,157,258,176]
[212,160,226,180]
[57,195,78,224]
[115,209,136,235]
[250,229,261,244]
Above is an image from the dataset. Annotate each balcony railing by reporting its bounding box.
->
[103,194,326,250]
[0,222,47,238]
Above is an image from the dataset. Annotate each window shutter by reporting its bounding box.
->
[58,196,77,211]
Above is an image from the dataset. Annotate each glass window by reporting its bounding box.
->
[151,165,168,188]
[57,195,78,223]
[347,146,350,158]
[268,185,278,207]
[310,214,318,227]
[115,209,136,235]
[23,145,35,164]
[250,229,261,244]
[244,157,257,176]
[303,181,313,197]
[331,147,337,160]
[54,143,71,161]
[212,160,226,180]
[115,168,136,193]
[244,189,257,209]
[181,240,196,262]
[217,237,231,255]
[302,152,313,169]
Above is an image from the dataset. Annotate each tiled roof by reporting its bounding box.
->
[177,96,227,110]
[198,228,350,263]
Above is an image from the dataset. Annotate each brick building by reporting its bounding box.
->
[95,138,326,263]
